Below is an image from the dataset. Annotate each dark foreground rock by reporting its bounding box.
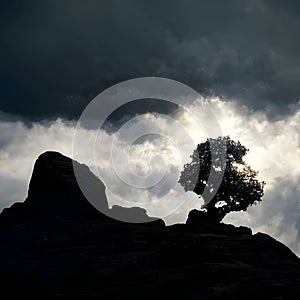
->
[0,151,300,299]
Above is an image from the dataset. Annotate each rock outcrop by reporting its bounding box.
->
[0,151,300,299]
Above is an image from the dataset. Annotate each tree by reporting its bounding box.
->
[179,136,265,223]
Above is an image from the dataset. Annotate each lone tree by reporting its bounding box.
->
[179,136,265,223]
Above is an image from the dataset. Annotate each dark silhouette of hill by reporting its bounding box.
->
[0,151,300,299]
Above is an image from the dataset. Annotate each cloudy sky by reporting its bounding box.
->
[1,1,300,254]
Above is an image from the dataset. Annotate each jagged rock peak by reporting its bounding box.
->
[0,151,108,221]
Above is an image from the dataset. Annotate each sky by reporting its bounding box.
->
[0,1,300,254]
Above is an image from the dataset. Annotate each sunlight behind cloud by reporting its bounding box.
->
[0,97,300,254]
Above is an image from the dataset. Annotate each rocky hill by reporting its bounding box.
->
[0,151,300,299]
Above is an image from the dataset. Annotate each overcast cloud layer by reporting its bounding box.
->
[1,0,300,120]
[0,97,299,254]
[0,0,300,258]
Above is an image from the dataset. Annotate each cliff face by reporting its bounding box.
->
[0,151,108,222]
[0,151,300,299]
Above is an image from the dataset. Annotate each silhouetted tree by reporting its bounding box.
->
[179,136,265,223]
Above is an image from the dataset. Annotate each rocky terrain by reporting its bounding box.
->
[0,151,300,299]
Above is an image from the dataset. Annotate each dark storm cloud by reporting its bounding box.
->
[1,0,300,120]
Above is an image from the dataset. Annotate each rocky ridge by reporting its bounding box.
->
[0,151,299,299]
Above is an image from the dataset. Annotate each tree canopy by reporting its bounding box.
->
[179,136,265,222]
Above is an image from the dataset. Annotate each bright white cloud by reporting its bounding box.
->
[0,98,299,255]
